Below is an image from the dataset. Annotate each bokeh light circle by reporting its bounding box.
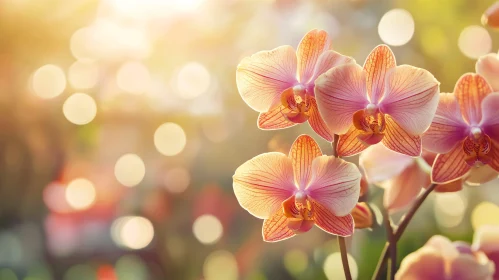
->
[116,61,151,94]
[434,193,467,228]
[65,178,96,210]
[114,154,146,187]
[471,202,499,230]
[378,9,415,46]
[154,123,187,156]
[68,60,99,89]
[32,64,66,99]
[323,252,358,280]
[62,93,97,125]
[175,62,211,99]
[203,250,238,280]
[164,167,190,193]
[458,26,492,59]
[111,216,154,250]
[193,214,223,245]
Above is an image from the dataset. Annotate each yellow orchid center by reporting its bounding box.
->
[282,192,315,234]
[352,105,386,145]
[281,86,312,124]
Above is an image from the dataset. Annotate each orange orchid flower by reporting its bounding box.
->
[423,73,499,184]
[236,29,354,141]
[314,45,440,157]
[233,135,361,242]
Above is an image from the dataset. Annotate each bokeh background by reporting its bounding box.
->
[1,0,499,279]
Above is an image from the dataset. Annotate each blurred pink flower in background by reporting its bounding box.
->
[473,225,499,280]
[423,73,499,184]
[476,52,499,91]
[233,135,361,242]
[396,235,495,280]
[236,29,354,141]
[315,45,439,157]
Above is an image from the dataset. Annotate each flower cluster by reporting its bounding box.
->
[233,28,499,278]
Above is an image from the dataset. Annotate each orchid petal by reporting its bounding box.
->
[236,46,297,112]
[233,153,295,219]
[450,253,495,280]
[312,200,354,237]
[315,63,369,135]
[465,165,499,186]
[306,156,361,216]
[454,73,493,125]
[262,210,295,242]
[382,115,422,157]
[257,105,296,130]
[380,65,440,135]
[480,92,499,142]
[380,163,430,213]
[363,45,396,104]
[351,202,373,229]
[476,53,499,91]
[307,98,334,141]
[289,135,322,188]
[434,179,463,193]
[309,50,355,87]
[422,93,469,154]
[359,144,415,183]
[431,142,472,184]
[473,225,499,254]
[395,247,447,280]
[296,29,330,84]
[337,125,370,157]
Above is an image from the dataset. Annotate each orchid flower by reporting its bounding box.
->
[422,73,499,184]
[396,235,495,280]
[360,145,462,213]
[233,135,361,242]
[236,29,354,141]
[476,52,499,91]
[314,45,440,157]
[473,225,499,279]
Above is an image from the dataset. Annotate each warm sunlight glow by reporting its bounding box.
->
[193,215,223,245]
[65,178,96,210]
[154,123,187,156]
[175,62,211,99]
[63,93,97,125]
[434,193,466,228]
[32,64,66,99]
[68,60,99,89]
[458,25,492,59]
[114,154,146,187]
[203,250,238,280]
[323,253,358,280]
[116,61,151,94]
[378,9,415,46]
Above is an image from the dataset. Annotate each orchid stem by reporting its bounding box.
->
[384,210,395,280]
[372,183,437,280]
[332,134,352,280]
[338,236,353,280]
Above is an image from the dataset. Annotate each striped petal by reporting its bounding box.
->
[289,135,322,188]
[312,200,354,237]
[236,46,298,112]
[380,65,440,135]
[422,93,469,154]
[257,105,296,130]
[337,125,370,157]
[363,45,396,104]
[479,92,499,142]
[454,73,492,125]
[431,142,472,184]
[296,29,331,84]
[308,50,355,91]
[233,152,295,219]
[382,115,422,157]
[262,210,296,242]
[315,63,369,135]
[306,156,361,217]
[308,99,333,141]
